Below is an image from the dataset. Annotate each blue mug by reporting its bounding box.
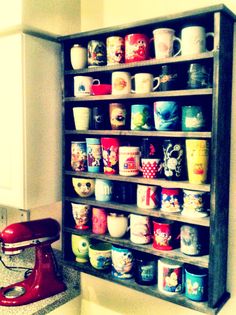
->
[185,266,208,301]
[86,138,102,173]
[95,179,113,202]
[154,101,180,130]
[111,245,134,279]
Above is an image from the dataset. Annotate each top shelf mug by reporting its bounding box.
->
[125,33,150,63]
[152,28,181,59]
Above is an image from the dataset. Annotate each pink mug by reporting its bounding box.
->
[140,158,163,179]
[125,33,150,63]
[153,219,179,250]
[92,207,107,235]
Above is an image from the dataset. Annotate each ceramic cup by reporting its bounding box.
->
[180,224,204,256]
[182,105,206,131]
[154,101,180,131]
[160,188,181,213]
[186,139,209,184]
[131,104,153,130]
[140,158,162,179]
[137,184,159,209]
[163,139,185,181]
[71,234,90,263]
[72,177,95,198]
[109,103,127,130]
[131,73,160,94]
[73,107,91,130]
[153,219,178,250]
[101,137,120,174]
[152,28,181,59]
[95,179,113,202]
[130,214,152,245]
[89,242,112,270]
[74,76,99,97]
[87,40,106,67]
[107,213,129,238]
[70,44,87,70]
[159,65,179,91]
[106,36,125,65]
[182,189,208,218]
[140,137,158,158]
[112,71,131,95]
[119,146,140,176]
[112,245,134,279]
[71,141,87,172]
[86,138,102,173]
[91,106,108,130]
[125,33,149,63]
[158,258,184,294]
[187,63,210,89]
[181,26,214,55]
[113,182,137,204]
[134,253,157,285]
[71,203,91,230]
[92,207,107,235]
[185,266,208,301]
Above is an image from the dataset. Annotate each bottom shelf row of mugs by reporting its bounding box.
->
[71,235,208,302]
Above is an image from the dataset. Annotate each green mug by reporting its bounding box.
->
[182,105,206,131]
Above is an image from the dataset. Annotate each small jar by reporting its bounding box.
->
[70,44,87,70]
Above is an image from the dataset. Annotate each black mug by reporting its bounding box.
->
[159,65,179,91]
[113,182,136,204]
[92,106,108,130]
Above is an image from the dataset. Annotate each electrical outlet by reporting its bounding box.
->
[19,209,30,222]
[0,208,7,231]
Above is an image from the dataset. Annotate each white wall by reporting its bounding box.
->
[78,1,236,315]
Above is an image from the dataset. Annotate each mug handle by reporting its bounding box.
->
[173,36,182,57]
[153,76,161,91]
[92,79,100,85]
[206,32,214,52]
[131,75,135,93]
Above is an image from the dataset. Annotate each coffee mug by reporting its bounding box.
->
[140,158,162,179]
[140,137,158,158]
[154,101,180,131]
[160,188,181,213]
[182,105,206,131]
[130,214,152,244]
[74,76,99,97]
[119,146,140,176]
[131,104,153,130]
[92,207,107,235]
[87,40,106,67]
[107,213,129,238]
[89,242,112,270]
[91,106,108,130]
[95,179,113,202]
[112,71,131,95]
[134,253,157,285]
[180,224,204,256]
[106,36,125,65]
[71,141,87,172]
[113,182,137,204]
[131,73,160,94]
[187,63,210,89]
[137,184,159,209]
[71,202,91,230]
[112,245,134,279]
[153,219,179,250]
[70,44,87,70]
[109,103,127,130]
[71,234,90,263]
[152,28,181,59]
[72,177,95,198]
[159,65,179,91]
[101,137,120,174]
[73,107,91,130]
[86,138,102,173]
[125,33,149,63]
[182,189,209,218]
[181,26,214,55]
[185,266,208,301]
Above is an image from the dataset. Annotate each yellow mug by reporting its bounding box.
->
[186,139,209,184]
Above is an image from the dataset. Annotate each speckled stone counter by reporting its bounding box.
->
[0,248,80,315]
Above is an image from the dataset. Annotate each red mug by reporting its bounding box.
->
[125,33,150,63]
[140,158,163,179]
[153,219,179,250]
[101,137,120,174]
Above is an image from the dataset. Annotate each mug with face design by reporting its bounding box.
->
[106,36,125,65]
[72,177,95,198]
[125,33,150,63]
[71,234,90,263]
[112,245,134,279]
[88,40,106,67]
[109,103,127,130]
[71,203,91,230]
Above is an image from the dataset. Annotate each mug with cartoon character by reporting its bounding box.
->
[86,138,102,173]
[125,33,150,63]
[158,258,184,294]
[106,36,125,65]
[112,71,131,95]
[182,189,209,218]
[130,214,152,244]
[131,104,153,130]
[71,141,87,172]
[109,103,127,130]
[101,137,120,174]
[112,245,134,279]
[71,202,91,230]
[72,177,95,198]
[92,207,107,235]
[185,266,208,301]
[153,219,179,250]
[87,40,106,67]
[119,146,140,176]
[71,234,90,263]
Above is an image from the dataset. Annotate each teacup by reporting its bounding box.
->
[72,177,95,198]
[107,213,129,238]
[89,242,112,270]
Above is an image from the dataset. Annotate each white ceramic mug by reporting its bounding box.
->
[73,107,91,130]
[119,146,140,176]
[152,28,181,59]
[107,213,129,238]
[181,26,214,55]
[112,71,131,95]
[131,73,160,94]
[137,184,158,209]
[130,214,152,244]
[74,76,99,97]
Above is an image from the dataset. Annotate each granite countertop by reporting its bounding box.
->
[0,248,80,315]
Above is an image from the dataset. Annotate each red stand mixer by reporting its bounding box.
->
[0,218,66,306]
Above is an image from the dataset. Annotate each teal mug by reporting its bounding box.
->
[185,266,208,301]
[182,105,206,131]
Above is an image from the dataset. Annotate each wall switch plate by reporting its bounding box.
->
[19,209,30,222]
[0,208,7,231]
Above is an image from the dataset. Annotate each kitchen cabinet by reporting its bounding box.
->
[0,32,61,210]
[60,5,235,314]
